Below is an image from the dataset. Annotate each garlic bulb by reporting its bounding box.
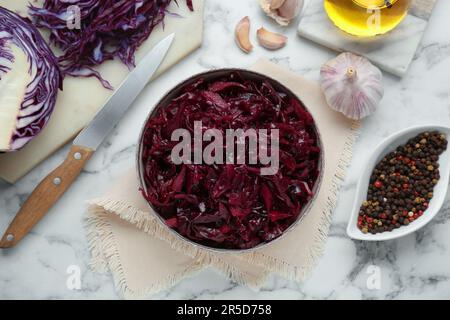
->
[259,0,304,26]
[320,52,384,120]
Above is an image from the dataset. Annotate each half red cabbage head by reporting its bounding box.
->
[0,7,61,152]
[140,70,322,250]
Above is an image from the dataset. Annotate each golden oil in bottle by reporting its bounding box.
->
[324,0,411,37]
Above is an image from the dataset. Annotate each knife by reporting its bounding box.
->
[0,33,175,249]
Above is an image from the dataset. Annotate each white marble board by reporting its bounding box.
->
[0,0,204,183]
[298,0,437,77]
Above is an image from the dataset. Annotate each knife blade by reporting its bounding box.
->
[74,33,175,150]
[0,33,175,249]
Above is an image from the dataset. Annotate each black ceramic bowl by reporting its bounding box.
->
[137,69,324,252]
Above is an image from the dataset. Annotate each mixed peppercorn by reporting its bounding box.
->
[358,131,448,234]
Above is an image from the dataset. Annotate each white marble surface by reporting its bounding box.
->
[1,0,450,299]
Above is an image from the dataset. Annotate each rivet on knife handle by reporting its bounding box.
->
[0,145,93,249]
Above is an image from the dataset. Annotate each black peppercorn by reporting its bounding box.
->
[357,131,448,234]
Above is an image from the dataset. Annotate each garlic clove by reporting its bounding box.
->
[257,27,287,50]
[235,16,253,54]
[260,0,304,26]
[278,0,304,21]
[320,52,384,120]
[270,0,286,10]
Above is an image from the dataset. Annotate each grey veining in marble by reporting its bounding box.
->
[1,0,450,299]
[298,0,436,76]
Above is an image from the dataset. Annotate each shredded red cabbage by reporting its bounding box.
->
[0,7,62,152]
[140,71,321,250]
[29,0,194,89]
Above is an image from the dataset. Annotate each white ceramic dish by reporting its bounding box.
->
[347,125,450,241]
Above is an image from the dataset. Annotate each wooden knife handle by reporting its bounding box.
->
[0,145,94,249]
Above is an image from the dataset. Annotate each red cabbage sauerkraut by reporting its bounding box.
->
[140,71,321,249]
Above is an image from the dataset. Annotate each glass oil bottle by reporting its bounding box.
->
[324,0,412,37]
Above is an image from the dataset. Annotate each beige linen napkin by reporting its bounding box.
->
[86,59,359,299]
